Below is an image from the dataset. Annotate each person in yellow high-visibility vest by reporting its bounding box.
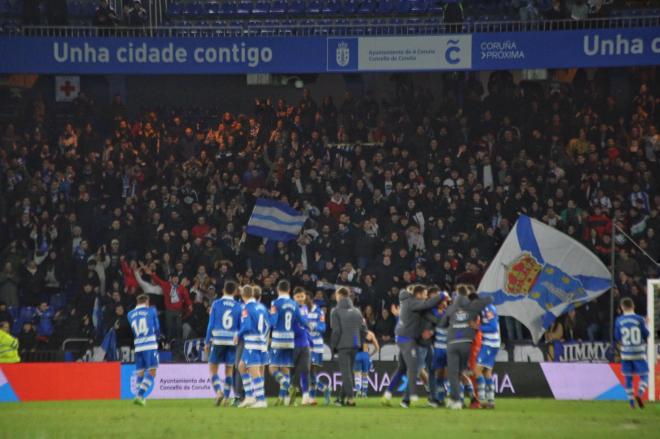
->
[0,321,20,363]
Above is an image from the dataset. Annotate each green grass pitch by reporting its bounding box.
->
[1,398,659,439]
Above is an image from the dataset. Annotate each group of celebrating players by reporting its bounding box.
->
[126,277,650,410]
[380,284,499,410]
[128,279,334,408]
[126,277,503,409]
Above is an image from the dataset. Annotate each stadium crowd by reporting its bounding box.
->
[0,67,658,358]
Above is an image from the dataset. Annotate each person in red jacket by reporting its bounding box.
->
[191,216,211,240]
[120,257,139,295]
[141,264,192,342]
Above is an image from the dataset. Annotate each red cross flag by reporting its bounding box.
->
[55,76,80,102]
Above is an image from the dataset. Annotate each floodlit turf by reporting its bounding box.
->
[1,398,659,439]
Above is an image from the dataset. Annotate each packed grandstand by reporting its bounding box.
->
[0,60,658,361]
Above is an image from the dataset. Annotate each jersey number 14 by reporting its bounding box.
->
[132,318,148,337]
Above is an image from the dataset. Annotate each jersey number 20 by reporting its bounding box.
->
[621,326,641,345]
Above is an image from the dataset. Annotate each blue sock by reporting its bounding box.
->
[224,376,233,398]
[253,377,265,401]
[355,373,362,394]
[135,374,144,394]
[625,375,634,402]
[273,370,283,385]
[436,378,446,402]
[397,376,408,393]
[300,374,309,393]
[388,371,404,393]
[211,374,221,394]
[138,375,153,398]
[361,375,368,395]
[310,375,317,398]
[485,377,495,403]
[638,375,648,398]
[465,380,474,399]
[241,373,253,397]
[316,376,327,392]
[459,383,465,400]
[477,376,486,401]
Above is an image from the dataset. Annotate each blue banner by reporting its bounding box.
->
[0,27,658,73]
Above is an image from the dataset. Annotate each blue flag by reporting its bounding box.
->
[247,198,307,242]
[478,215,611,342]
[101,327,117,361]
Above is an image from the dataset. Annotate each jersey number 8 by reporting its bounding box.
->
[284,312,293,331]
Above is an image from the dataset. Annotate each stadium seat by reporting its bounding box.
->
[220,1,237,17]
[288,0,305,15]
[358,0,376,14]
[183,2,197,17]
[7,305,18,322]
[409,0,428,14]
[343,0,359,15]
[19,306,37,323]
[168,2,183,16]
[80,1,98,18]
[253,0,270,15]
[270,0,287,15]
[68,0,82,17]
[429,0,442,14]
[205,1,220,16]
[307,0,323,14]
[376,0,395,15]
[322,0,342,15]
[49,293,67,312]
[395,0,411,14]
[236,0,252,16]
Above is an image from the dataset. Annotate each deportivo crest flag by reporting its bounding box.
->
[247,198,307,242]
[478,215,611,342]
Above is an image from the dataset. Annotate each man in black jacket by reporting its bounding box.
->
[381,285,444,408]
[330,287,367,406]
[441,293,493,409]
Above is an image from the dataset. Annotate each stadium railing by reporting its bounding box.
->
[7,15,660,38]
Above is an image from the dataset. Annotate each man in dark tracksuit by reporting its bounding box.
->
[440,294,493,409]
[381,285,444,408]
[330,287,367,406]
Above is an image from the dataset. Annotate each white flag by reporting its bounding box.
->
[55,76,80,102]
[478,215,611,342]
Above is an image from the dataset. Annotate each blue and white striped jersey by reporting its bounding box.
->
[239,300,270,352]
[269,295,303,349]
[480,304,501,348]
[615,312,649,361]
[307,304,326,354]
[432,308,447,350]
[205,296,242,346]
[128,305,160,352]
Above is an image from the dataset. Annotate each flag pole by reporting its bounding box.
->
[609,218,616,347]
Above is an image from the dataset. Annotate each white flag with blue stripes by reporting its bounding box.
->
[478,215,611,342]
[247,198,307,242]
